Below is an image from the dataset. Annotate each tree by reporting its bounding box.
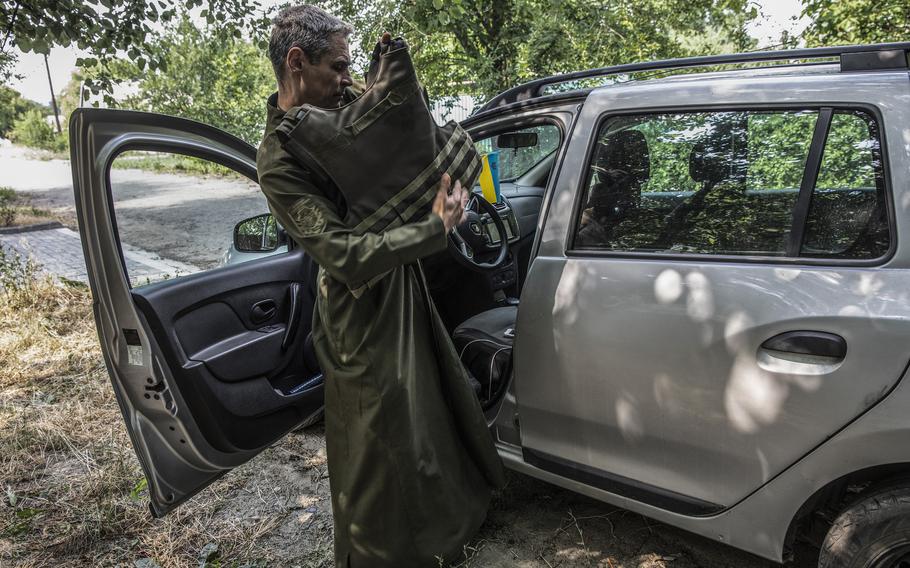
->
[0,85,45,137]
[802,0,910,46]
[9,108,65,151]
[329,0,757,100]
[0,0,270,102]
[122,16,274,144]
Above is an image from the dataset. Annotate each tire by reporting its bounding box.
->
[818,486,910,568]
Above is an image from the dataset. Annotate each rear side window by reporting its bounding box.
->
[572,108,889,260]
[803,110,889,258]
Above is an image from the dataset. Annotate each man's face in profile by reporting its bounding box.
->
[299,33,354,108]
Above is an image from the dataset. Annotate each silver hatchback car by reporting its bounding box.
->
[71,42,910,567]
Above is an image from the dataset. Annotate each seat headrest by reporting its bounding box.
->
[688,138,733,186]
[594,130,650,184]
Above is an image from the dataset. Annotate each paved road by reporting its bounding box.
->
[0,145,269,274]
[0,223,198,285]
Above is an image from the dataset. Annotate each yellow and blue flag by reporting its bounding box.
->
[478,151,501,203]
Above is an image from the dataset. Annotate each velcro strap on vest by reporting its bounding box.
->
[353,125,482,235]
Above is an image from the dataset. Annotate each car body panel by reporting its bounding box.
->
[70,109,323,516]
[509,68,910,559]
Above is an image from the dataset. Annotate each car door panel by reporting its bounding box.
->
[132,251,320,443]
[517,257,910,510]
[70,108,322,517]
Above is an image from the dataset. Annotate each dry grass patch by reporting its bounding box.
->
[0,270,334,567]
[0,188,61,229]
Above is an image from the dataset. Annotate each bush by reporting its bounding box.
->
[0,186,14,226]
[0,86,46,139]
[9,109,68,153]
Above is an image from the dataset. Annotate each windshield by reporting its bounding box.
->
[474,124,561,182]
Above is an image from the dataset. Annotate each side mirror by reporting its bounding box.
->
[233,213,283,252]
[497,132,538,149]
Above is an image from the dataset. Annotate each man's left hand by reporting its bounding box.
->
[433,173,469,232]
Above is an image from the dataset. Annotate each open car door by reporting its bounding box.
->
[69,108,324,517]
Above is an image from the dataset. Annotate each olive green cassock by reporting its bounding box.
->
[257,93,506,566]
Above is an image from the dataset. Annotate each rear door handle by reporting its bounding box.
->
[760,331,847,360]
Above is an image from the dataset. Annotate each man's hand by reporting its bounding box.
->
[433,173,469,232]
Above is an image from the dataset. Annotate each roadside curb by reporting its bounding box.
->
[0,221,64,235]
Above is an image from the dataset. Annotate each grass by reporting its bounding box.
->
[0,187,60,229]
[112,152,246,180]
[0,250,334,567]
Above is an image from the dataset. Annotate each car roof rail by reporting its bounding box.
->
[476,42,910,114]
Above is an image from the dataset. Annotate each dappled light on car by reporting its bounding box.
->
[654,269,683,304]
[723,311,754,352]
[838,304,866,317]
[724,353,791,434]
[551,261,599,354]
[684,272,714,323]
[616,393,645,444]
[772,267,801,282]
[855,272,884,296]
[652,373,704,420]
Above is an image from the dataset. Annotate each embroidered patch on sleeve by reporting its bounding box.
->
[289,198,327,236]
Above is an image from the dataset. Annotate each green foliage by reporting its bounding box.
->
[816,111,878,190]
[8,108,67,152]
[747,111,815,190]
[123,16,274,144]
[128,477,148,501]
[802,0,910,46]
[329,0,757,99]
[0,0,270,103]
[0,186,14,226]
[0,86,45,138]
[112,151,241,178]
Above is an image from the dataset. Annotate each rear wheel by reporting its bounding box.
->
[819,486,910,568]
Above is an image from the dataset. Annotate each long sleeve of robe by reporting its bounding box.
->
[257,94,505,568]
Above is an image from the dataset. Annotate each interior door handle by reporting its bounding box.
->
[250,299,277,324]
[760,331,847,360]
[282,283,302,350]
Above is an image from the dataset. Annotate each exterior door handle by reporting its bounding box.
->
[250,299,277,324]
[760,331,847,360]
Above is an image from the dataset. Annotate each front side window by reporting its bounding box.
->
[573,108,889,260]
[109,151,273,287]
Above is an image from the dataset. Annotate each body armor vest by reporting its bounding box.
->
[276,41,482,235]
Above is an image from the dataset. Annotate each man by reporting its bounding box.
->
[257,5,504,567]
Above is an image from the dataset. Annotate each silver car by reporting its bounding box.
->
[71,41,910,567]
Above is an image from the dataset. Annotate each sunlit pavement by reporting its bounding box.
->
[0,223,198,285]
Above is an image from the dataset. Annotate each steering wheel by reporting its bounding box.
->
[447,193,510,272]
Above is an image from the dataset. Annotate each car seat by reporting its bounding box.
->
[576,130,653,248]
[658,128,747,249]
[451,306,517,407]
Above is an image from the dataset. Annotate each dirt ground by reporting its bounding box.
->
[1,146,791,567]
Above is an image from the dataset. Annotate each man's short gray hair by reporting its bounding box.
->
[268,4,353,80]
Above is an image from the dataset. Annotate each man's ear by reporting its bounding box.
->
[285,46,308,74]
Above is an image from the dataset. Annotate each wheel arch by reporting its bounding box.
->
[784,462,910,564]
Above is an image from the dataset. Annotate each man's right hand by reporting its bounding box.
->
[433,173,468,233]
